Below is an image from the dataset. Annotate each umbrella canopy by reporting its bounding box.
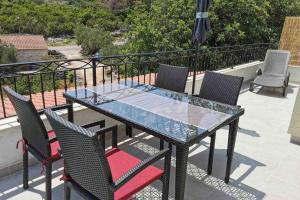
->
[192,0,211,44]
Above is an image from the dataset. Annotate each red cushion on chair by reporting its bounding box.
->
[106,148,163,200]
[48,130,60,160]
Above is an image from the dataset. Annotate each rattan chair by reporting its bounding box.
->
[249,50,290,97]
[45,109,172,200]
[3,86,105,200]
[155,63,189,93]
[198,71,244,175]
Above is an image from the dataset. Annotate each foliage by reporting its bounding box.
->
[268,0,300,40]
[209,0,272,45]
[0,0,119,37]
[12,74,59,95]
[124,0,300,53]
[0,42,17,64]
[123,0,195,53]
[75,26,118,56]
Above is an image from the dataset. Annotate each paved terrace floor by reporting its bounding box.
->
[0,83,299,200]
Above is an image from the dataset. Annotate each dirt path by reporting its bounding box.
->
[49,45,109,86]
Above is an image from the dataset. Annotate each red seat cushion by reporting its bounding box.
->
[106,148,163,200]
[48,130,60,160]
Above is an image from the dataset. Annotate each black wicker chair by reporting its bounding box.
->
[3,86,105,200]
[155,63,189,93]
[45,109,172,200]
[198,71,244,175]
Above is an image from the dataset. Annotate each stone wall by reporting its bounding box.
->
[17,49,48,62]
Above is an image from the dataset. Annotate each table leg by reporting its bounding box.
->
[207,132,216,175]
[66,100,74,123]
[126,125,133,138]
[225,119,239,183]
[175,146,189,200]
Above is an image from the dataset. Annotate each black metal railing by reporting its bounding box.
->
[0,43,276,119]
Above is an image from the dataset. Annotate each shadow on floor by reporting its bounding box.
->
[249,85,296,98]
[120,132,266,200]
[0,130,266,200]
[0,161,65,200]
[221,126,260,138]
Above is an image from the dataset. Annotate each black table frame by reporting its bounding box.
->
[64,88,244,200]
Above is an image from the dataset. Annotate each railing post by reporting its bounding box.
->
[92,57,97,86]
[191,47,198,95]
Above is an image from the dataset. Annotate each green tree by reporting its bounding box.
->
[75,26,118,56]
[268,0,300,40]
[209,0,272,45]
[0,42,17,64]
[0,0,119,37]
[124,0,195,53]
[124,0,300,53]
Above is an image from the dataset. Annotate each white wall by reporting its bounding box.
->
[17,49,48,62]
[288,65,300,84]
[185,61,263,94]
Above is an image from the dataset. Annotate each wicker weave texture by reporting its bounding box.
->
[155,64,189,93]
[3,86,51,157]
[279,17,300,65]
[199,71,244,106]
[45,109,114,200]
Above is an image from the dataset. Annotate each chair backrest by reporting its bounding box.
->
[155,64,189,93]
[45,109,114,200]
[199,71,244,106]
[263,50,290,76]
[3,86,50,157]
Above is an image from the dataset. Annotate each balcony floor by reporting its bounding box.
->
[0,83,300,200]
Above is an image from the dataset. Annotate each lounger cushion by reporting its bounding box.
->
[253,74,285,88]
[106,148,163,200]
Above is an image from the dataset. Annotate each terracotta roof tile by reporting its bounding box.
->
[0,34,47,50]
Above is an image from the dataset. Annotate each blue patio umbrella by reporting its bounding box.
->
[191,0,211,94]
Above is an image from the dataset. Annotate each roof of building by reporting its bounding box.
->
[0,34,48,50]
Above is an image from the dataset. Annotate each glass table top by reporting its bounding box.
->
[64,81,244,144]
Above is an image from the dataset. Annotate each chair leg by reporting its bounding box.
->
[64,183,71,200]
[23,150,29,189]
[126,125,133,138]
[227,130,232,157]
[249,82,254,92]
[162,143,172,200]
[282,87,286,97]
[45,162,52,200]
[160,139,164,150]
[207,133,216,175]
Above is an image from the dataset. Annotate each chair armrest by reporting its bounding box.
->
[111,147,171,191]
[94,125,118,148]
[38,104,73,122]
[82,120,105,129]
[256,69,262,76]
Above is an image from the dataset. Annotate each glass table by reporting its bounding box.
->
[64,81,244,200]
